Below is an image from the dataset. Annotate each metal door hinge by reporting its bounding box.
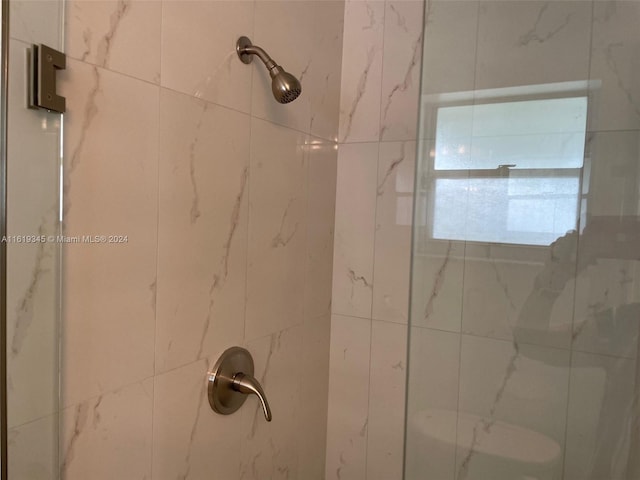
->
[27,44,66,114]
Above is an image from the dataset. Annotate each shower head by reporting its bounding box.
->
[236,36,302,104]
[269,67,302,104]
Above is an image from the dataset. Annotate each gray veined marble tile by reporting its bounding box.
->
[153,358,243,480]
[299,314,333,480]
[475,1,592,90]
[7,212,59,427]
[252,1,345,140]
[332,142,378,318]
[60,380,153,480]
[59,60,159,407]
[380,1,423,141]
[161,0,254,113]
[325,315,371,480]
[564,351,639,480]
[9,414,58,480]
[338,0,385,143]
[66,0,161,84]
[10,0,62,48]
[305,138,338,321]
[455,335,570,480]
[373,141,416,324]
[155,88,249,375]
[245,118,309,341]
[410,239,465,333]
[405,327,460,480]
[572,131,640,358]
[239,326,305,480]
[6,38,61,429]
[420,1,479,96]
[589,1,640,132]
[367,320,408,480]
[462,243,576,350]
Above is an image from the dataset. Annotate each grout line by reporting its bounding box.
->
[241,0,256,345]
[331,310,375,321]
[363,316,374,480]
[60,374,155,415]
[65,55,342,144]
[452,239,467,479]
[362,144,383,479]
[302,129,313,328]
[7,411,59,433]
[241,150,250,347]
[363,319,640,361]
[369,143,381,323]
[149,2,164,477]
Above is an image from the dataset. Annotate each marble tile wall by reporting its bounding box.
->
[327,0,423,478]
[19,1,346,479]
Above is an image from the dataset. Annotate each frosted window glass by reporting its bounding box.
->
[430,96,587,246]
[432,176,580,246]
[434,97,587,171]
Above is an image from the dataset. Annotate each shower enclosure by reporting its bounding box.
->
[406,1,640,479]
[0,0,639,479]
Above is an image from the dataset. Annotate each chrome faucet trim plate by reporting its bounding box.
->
[207,347,272,422]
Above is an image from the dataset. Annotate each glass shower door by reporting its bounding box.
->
[405,1,640,479]
[4,1,64,478]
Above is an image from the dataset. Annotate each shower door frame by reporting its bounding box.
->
[0,0,9,477]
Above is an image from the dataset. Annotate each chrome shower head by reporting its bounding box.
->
[269,66,302,104]
[236,36,302,104]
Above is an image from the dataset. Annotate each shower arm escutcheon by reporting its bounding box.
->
[236,36,277,70]
[207,347,272,422]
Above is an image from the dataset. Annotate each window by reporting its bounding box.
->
[429,96,588,246]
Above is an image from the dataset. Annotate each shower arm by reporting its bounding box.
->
[240,45,277,70]
[236,38,286,77]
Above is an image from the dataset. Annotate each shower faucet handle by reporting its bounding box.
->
[207,347,273,422]
[232,372,272,421]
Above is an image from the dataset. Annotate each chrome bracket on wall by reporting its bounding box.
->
[27,44,66,113]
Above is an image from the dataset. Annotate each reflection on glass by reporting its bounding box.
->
[408,0,640,478]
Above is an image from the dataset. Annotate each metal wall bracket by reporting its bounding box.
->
[27,44,66,113]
